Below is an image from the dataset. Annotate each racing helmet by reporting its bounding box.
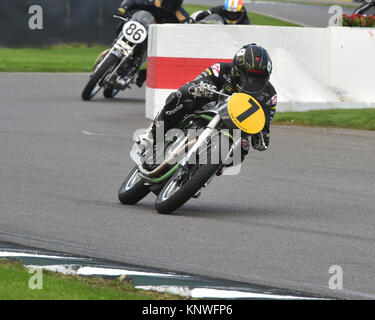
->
[223,0,245,24]
[160,0,184,12]
[231,44,272,94]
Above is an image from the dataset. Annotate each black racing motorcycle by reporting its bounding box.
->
[118,90,266,214]
[81,10,155,101]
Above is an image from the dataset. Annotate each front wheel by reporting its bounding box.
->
[155,164,220,214]
[118,166,150,205]
[81,53,119,101]
[103,87,120,99]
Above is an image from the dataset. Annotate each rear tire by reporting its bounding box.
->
[81,54,119,101]
[155,164,220,214]
[118,166,150,205]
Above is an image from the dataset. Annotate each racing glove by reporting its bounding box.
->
[193,10,211,23]
[251,132,270,151]
[115,7,126,17]
[189,81,217,99]
[240,136,250,159]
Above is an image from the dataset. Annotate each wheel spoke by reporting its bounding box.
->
[123,169,141,191]
[161,179,181,201]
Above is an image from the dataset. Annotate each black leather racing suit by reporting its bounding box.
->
[119,0,190,23]
[194,5,250,25]
[156,62,277,155]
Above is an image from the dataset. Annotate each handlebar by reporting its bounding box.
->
[113,14,129,22]
[206,88,230,99]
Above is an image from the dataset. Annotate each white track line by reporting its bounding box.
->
[136,286,317,299]
[0,251,85,260]
[1,251,318,299]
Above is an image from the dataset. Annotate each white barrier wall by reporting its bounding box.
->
[146,24,375,119]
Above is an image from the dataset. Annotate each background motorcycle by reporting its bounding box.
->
[190,11,225,24]
[118,91,266,214]
[81,10,155,101]
[353,0,375,15]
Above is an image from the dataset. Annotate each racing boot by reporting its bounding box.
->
[135,111,165,154]
[135,69,147,88]
[136,122,156,154]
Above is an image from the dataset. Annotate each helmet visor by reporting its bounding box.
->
[224,10,243,21]
[237,73,269,94]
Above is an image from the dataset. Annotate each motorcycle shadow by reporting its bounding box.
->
[85,97,146,103]
[125,200,280,219]
[174,204,281,219]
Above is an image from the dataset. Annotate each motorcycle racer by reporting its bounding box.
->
[116,0,190,24]
[192,0,250,25]
[115,0,190,87]
[137,44,277,164]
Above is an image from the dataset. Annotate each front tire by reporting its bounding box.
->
[118,166,150,205]
[81,54,119,101]
[103,87,120,99]
[155,164,220,214]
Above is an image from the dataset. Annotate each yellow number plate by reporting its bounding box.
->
[228,93,266,134]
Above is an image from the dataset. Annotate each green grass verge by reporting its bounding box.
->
[273,109,375,131]
[246,0,357,9]
[0,259,184,300]
[184,4,301,26]
[248,11,301,26]
[292,1,356,8]
[0,45,107,73]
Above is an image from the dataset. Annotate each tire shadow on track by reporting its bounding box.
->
[82,97,146,103]
[120,200,287,220]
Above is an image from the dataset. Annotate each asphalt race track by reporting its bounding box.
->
[1,73,375,299]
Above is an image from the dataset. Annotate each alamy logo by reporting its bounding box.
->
[133,123,243,176]
[328,265,343,290]
[28,267,43,290]
[28,5,44,30]
[328,5,343,27]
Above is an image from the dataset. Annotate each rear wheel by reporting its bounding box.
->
[118,166,150,205]
[81,54,119,101]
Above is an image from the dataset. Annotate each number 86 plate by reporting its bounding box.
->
[122,21,147,44]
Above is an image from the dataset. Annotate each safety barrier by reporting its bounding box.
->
[146,24,375,118]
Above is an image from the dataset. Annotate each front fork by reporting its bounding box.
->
[100,35,144,90]
[179,114,222,168]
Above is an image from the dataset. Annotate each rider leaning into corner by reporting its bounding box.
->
[136,44,278,172]
[192,0,250,25]
[115,0,190,87]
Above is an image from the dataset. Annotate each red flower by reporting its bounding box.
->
[342,13,375,27]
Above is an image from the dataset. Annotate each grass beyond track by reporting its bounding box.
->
[185,4,301,26]
[0,259,182,300]
[273,108,375,131]
[0,45,107,73]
